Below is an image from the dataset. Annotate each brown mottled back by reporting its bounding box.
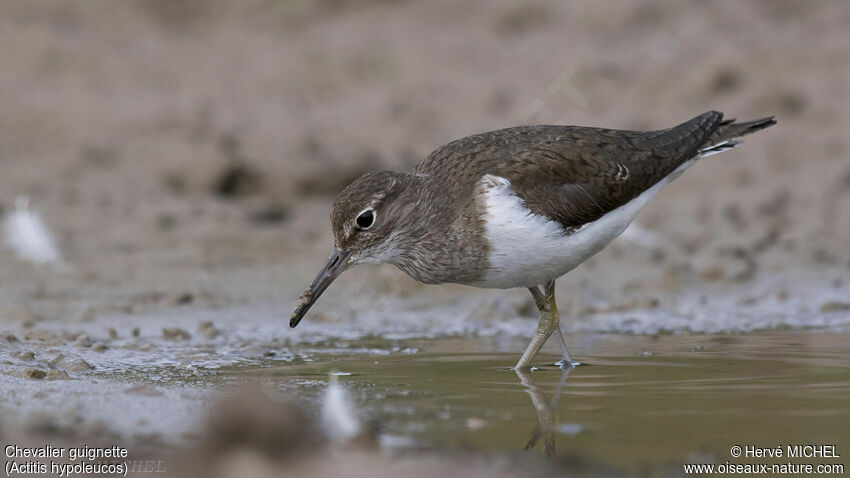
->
[415,111,771,228]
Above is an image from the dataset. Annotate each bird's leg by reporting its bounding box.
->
[527,285,547,311]
[533,282,581,368]
[515,281,561,370]
[553,327,581,368]
[546,281,581,368]
[517,282,581,369]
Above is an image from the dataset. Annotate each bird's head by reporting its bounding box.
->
[290,170,423,327]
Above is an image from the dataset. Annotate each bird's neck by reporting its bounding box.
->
[389,173,488,285]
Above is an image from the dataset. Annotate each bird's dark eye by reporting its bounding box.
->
[356,209,374,229]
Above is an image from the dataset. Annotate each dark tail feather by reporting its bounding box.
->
[707,116,777,146]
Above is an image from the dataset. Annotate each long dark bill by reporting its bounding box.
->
[290,247,353,328]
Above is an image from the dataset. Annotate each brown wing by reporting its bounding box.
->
[416,111,724,228]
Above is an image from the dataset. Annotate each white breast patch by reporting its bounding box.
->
[473,161,694,288]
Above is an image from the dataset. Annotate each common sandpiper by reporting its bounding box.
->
[290,111,776,369]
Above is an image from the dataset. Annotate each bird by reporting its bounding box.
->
[290,111,776,370]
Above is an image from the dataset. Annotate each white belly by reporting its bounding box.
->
[473,161,694,288]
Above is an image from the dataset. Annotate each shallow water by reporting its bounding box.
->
[228,332,850,472]
[4,310,849,474]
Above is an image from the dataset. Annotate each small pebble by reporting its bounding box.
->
[74,334,92,348]
[52,356,93,372]
[108,328,118,340]
[46,369,71,381]
[197,321,220,339]
[24,329,52,341]
[60,331,81,342]
[14,351,36,361]
[92,343,108,352]
[22,367,47,380]
[48,353,66,368]
[163,328,191,340]
[0,331,18,342]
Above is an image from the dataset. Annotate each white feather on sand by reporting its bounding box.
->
[3,196,62,265]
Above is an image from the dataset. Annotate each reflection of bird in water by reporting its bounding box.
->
[515,366,574,456]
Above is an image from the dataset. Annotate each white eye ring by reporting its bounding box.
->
[355,208,375,229]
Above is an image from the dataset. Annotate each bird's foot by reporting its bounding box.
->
[554,358,582,368]
[511,365,541,372]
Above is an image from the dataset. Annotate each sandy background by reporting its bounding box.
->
[0,1,849,471]
[2,1,848,325]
